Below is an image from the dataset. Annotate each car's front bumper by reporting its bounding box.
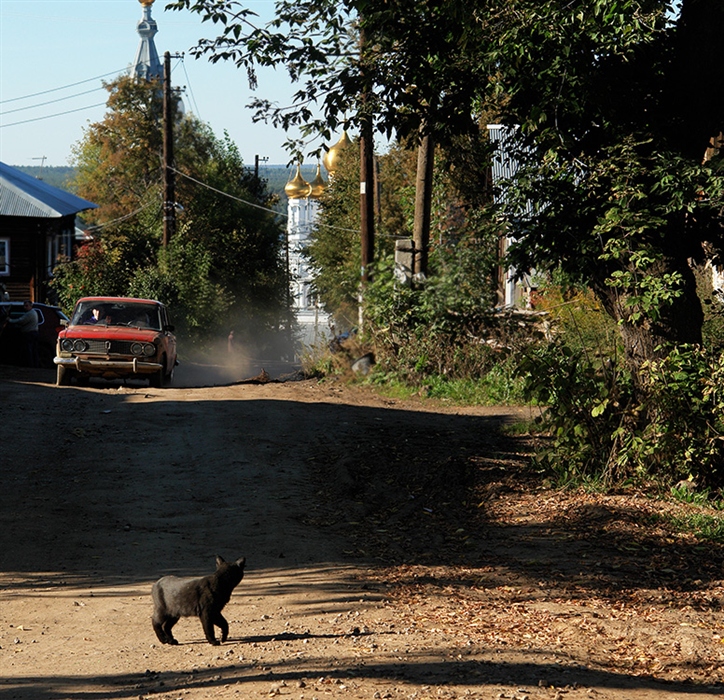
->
[54,355,163,378]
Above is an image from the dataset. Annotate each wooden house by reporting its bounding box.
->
[0,162,97,303]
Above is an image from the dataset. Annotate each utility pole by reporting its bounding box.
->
[360,126,375,282]
[162,51,176,247]
[255,155,269,179]
[358,25,375,327]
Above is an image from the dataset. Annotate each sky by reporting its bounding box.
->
[0,0,322,169]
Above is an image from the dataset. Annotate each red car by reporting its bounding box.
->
[54,297,177,387]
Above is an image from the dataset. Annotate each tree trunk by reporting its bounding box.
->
[592,253,704,381]
[672,0,724,161]
[412,133,434,278]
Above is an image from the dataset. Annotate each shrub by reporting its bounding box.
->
[520,341,724,490]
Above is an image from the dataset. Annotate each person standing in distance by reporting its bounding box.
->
[9,300,40,367]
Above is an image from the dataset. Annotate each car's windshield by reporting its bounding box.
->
[71,301,162,331]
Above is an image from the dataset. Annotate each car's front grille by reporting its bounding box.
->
[81,339,136,355]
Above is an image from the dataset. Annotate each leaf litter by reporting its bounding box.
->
[306,410,724,689]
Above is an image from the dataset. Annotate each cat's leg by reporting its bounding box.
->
[162,616,180,645]
[152,616,170,644]
[214,612,229,643]
[199,611,219,645]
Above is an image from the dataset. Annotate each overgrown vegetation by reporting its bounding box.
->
[169,0,723,496]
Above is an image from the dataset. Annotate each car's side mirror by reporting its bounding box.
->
[60,319,69,327]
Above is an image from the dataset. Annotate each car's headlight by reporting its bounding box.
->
[60,338,74,352]
[131,342,156,357]
[73,339,89,352]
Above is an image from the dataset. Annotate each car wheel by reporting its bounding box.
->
[149,363,164,388]
[57,365,73,386]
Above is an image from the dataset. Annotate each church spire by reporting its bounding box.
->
[131,0,162,81]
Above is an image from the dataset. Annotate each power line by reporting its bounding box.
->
[171,167,282,215]
[0,68,128,105]
[85,201,159,233]
[0,87,106,116]
[171,167,359,233]
[179,56,201,119]
[0,102,108,129]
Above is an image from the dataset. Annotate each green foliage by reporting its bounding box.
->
[127,235,231,345]
[696,265,724,352]
[518,340,629,485]
[72,77,167,225]
[630,346,724,486]
[304,144,365,329]
[670,483,724,509]
[170,0,724,493]
[51,242,111,313]
[307,131,527,405]
[362,251,530,404]
[666,512,724,543]
[169,0,488,155]
[520,341,724,489]
[418,359,525,406]
[532,282,622,362]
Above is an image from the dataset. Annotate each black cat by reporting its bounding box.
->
[152,556,246,646]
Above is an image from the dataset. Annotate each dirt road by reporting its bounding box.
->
[1,364,722,700]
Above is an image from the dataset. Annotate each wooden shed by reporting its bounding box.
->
[0,162,97,303]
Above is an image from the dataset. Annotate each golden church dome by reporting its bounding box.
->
[139,0,155,6]
[309,163,326,199]
[284,163,312,199]
[323,130,352,175]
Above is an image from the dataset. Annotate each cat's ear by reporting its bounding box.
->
[235,557,246,568]
[216,555,226,568]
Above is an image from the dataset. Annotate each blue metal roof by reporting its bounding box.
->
[0,162,97,218]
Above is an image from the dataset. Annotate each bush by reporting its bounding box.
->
[127,238,231,346]
[357,253,540,404]
[520,341,724,490]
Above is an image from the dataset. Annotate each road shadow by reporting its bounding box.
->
[2,369,722,696]
[0,368,721,597]
[1,652,720,700]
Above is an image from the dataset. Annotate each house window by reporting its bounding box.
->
[0,238,9,276]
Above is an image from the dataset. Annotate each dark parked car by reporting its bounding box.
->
[0,302,69,368]
[54,296,177,387]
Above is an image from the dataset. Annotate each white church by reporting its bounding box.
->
[284,132,352,348]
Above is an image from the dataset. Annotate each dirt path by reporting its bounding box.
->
[0,365,722,700]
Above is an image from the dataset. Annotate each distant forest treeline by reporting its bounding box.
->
[12,165,76,190]
[11,164,321,206]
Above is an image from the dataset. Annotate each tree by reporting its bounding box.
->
[63,76,290,349]
[305,141,415,327]
[168,0,499,335]
[484,2,723,374]
[307,136,499,330]
[165,0,724,484]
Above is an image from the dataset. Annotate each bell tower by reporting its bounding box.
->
[131,0,162,81]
